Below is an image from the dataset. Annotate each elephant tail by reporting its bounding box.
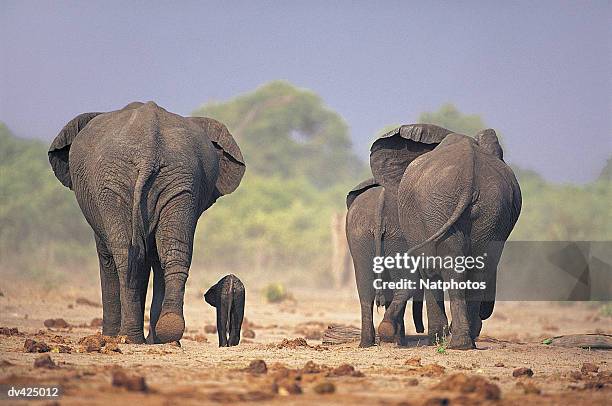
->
[226,276,234,332]
[131,162,157,262]
[374,188,386,308]
[406,149,475,256]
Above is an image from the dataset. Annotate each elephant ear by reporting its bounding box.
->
[204,284,218,307]
[48,112,103,189]
[475,128,503,160]
[190,117,246,198]
[346,178,380,209]
[369,124,452,190]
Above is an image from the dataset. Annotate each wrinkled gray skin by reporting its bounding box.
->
[204,274,245,347]
[346,180,424,348]
[48,102,245,344]
[391,130,522,350]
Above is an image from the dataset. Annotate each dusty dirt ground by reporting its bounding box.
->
[1,281,611,405]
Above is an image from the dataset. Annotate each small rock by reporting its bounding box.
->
[495,362,505,367]
[418,364,446,377]
[406,378,419,386]
[34,354,57,369]
[302,360,324,374]
[0,327,20,336]
[245,359,267,374]
[111,368,147,392]
[79,333,106,352]
[24,339,50,353]
[102,342,122,354]
[51,345,72,353]
[581,363,599,374]
[204,324,216,334]
[405,357,422,367]
[192,334,208,343]
[242,329,256,339]
[328,363,364,377]
[434,373,500,400]
[513,367,534,378]
[313,381,335,394]
[276,337,309,349]
[43,319,70,329]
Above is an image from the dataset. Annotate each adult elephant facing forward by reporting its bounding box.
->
[48,102,245,344]
[393,129,521,349]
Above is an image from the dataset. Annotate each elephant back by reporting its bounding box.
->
[370,124,451,191]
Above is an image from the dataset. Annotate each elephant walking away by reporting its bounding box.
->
[204,274,246,347]
[346,179,423,347]
[394,129,521,349]
[347,123,453,347]
[48,102,245,344]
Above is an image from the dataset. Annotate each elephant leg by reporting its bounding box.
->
[424,287,448,344]
[112,246,148,344]
[153,193,196,344]
[412,287,425,334]
[216,297,230,347]
[396,301,407,346]
[348,239,377,347]
[383,288,406,345]
[228,289,245,346]
[439,233,474,350]
[146,255,164,344]
[95,235,121,336]
[378,267,412,344]
[479,242,503,320]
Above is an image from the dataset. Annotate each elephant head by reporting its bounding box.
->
[369,124,452,191]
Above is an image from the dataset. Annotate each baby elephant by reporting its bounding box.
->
[204,274,245,347]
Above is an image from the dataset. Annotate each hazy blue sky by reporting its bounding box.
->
[1,1,610,183]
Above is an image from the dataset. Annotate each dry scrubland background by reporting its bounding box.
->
[1,81,611,295]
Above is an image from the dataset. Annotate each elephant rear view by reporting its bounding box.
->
[48,102,245,344]
[397,130,521,349]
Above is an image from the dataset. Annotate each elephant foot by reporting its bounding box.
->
[127,333,146,344]
[145,332,157,344]
[155,312,185,343]
[359,340,374,348]
[377,320,395,342]
[448,334,475,350]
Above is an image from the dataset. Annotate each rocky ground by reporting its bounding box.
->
[0,282,610,405]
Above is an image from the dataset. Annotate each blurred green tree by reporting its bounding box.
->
[0,122,94,275]
[192,80,365,188]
